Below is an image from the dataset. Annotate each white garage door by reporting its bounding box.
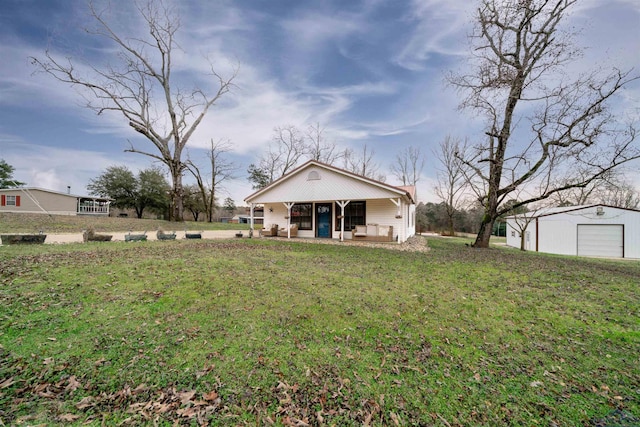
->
[577,224,623,258]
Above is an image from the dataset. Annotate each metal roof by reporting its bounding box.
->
[504,204,640,219]
[0,187,112,201]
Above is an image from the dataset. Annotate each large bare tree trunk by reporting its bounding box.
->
[169,168,183,222]
[474,194,498,248]
[447,216,455,238]
[474,217,495,248]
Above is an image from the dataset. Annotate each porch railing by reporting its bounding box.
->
[78,205,110,214]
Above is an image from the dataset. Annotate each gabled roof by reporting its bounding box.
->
[245,160,415,204]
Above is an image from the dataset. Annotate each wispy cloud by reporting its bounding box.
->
[393,0,472,71]
[1,140,143,193]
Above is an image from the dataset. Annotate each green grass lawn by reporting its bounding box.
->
[0,236,638,426]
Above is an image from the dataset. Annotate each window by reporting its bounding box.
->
[336,201,366,230]
[290,203,312,230]
[1,195,19,207]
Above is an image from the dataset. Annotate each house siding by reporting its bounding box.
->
[0,189,78,215]
[360,199,400,241]
[537,217,577,256]
[506,220,537,251]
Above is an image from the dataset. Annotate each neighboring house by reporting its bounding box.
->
[244,160,416,243]
[505,204,640,259]
[0,187,111,216]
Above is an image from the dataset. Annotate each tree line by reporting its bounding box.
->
[87,164,237,221]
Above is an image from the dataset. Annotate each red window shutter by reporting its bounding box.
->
[1,195,5,206]
[16,195,21,207]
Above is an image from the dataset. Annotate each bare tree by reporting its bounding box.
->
[506,207,538,251]
[449,0,639,248]
[270,125,308,176]
[306,122,343,165]
[31,0,237,221]
[434,136,469,236]
[551,171,607,206]
[343,144,386,181]
[390,146,425,189]
[185,139,237,222]
[597,180,640,209]
[247,125,308,189]
[551,168,625,206]
[247,124,325,189]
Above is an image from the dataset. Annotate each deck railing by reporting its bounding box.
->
[78,205,110,214]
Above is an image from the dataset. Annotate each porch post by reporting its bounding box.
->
[336,200,350,242]
[284,202,294,238]
[249,203,255,238]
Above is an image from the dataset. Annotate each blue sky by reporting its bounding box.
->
[1,0,639,205]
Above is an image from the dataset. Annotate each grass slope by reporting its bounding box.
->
[0,237,638,426]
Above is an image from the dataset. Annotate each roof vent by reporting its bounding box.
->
[307,171,321,181]
[596,206,604,216]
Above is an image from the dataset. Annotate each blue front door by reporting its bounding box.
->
[316,203,332,238]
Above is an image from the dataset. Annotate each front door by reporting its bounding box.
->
[316,203,332,238]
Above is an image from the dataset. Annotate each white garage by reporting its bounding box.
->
[505,205,640,259]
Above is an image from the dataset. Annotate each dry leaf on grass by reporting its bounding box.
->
[65,375,81,393]
[0,377,16,388]
[58,413,80,422]
[203,390,219,401]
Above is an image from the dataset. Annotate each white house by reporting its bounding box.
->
[0,187,111,216]
[505,204,640,259]
[244,160,416,243]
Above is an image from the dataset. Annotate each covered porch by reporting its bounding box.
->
[249,198,409,242]
[244,161,416,243]
[77,197,111,216]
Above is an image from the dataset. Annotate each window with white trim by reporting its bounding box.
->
[290,203,313,230]
[336,201,366,231]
